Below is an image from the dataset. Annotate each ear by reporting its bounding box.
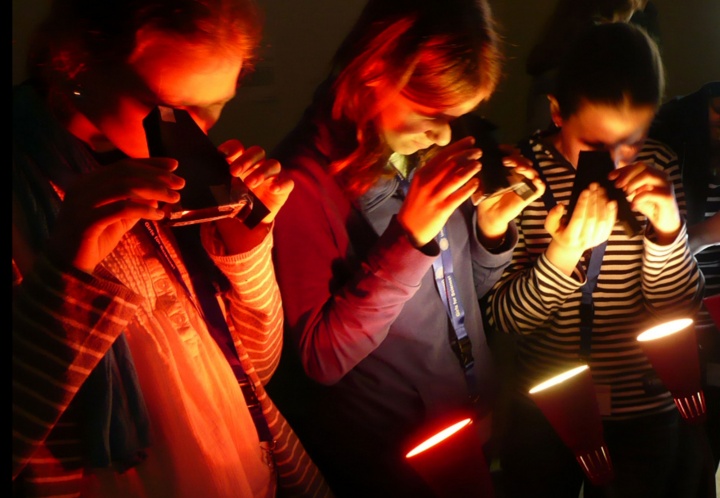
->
[548,95,563,128]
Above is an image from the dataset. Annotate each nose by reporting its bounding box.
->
[426,121,452,147]
[610,143,640,168]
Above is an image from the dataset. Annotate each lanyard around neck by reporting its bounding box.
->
[395,170,478,398]
[519,140,607,360]
[433,227,478,395]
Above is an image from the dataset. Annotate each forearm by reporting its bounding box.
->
[12,255,140,479]
[214,216,273,254]
[488,251,583,335]
[202,223,283,383]
[545,239,585,276]
[642,223,705,317]
[277,217,436,384]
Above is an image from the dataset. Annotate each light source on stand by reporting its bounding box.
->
[405,417,494,498]
[529,364,614,486]
[637,317,706,423]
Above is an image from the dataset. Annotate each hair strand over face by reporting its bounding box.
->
[325,0,503,199]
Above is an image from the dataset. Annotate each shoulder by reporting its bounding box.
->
[515,130,544,159]
[651,83,719,143]
[272,87,349,177]
[638,138,678,171]
[271,115,331,194]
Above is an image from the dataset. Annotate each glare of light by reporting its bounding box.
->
[405,418,473,458]
[529,365,589,394]
[637,318,693,342]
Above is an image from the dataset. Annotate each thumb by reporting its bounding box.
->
[544,203,565,233]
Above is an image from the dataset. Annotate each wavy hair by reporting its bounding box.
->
[326,0,502,199]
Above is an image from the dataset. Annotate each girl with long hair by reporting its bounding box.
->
[267,1,544,496]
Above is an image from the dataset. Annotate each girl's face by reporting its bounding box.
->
[73,31,244,157]
[551,96,656,168]
[375,92,484,156]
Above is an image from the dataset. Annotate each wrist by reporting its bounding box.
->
[396,215,424,248]
[647,223,681,246]
[215,217,272,254]
[477,221,507,239]
[480,232,506,251]
[546,240,584,276]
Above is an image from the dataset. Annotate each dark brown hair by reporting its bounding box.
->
[553,21,664,119]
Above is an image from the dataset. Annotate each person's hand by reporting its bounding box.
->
[213,139,294,253]
[545,182,617,275]
[219,139,294,224]
[397,136,482,246]
[608,161,681,244]
[475,149,546,241]
[47,158,184,273]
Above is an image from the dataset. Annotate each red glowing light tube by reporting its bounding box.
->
[529,365,615,486]
[405,417,494,498]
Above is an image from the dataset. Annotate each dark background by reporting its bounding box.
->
[12,0,720,149]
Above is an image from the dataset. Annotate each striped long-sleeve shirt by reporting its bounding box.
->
[13,224,332,498]
[12,83,332,498]
[486,135,704,420]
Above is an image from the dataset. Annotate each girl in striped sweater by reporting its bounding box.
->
[486,22,704,498]
[12,1,332,497]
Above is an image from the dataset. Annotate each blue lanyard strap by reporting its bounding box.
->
[518,140,606,359]
[578,242,606,360]
[395,172,478,397]
[433,227,478,394]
